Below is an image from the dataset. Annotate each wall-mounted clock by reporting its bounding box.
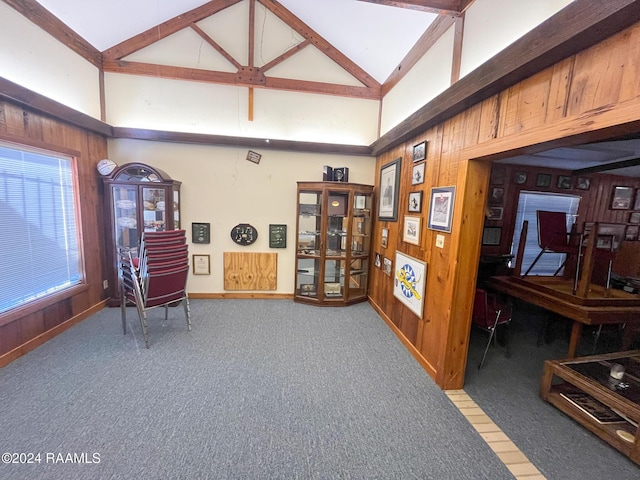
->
[230,223,258,246]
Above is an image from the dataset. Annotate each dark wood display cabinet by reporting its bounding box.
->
[102,163,181,304]
[294,181,374,306]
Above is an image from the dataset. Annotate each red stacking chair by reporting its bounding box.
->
[119,230,190,348]
[472,288,513,370]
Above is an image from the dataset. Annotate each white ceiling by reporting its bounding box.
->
[35,0,437,84]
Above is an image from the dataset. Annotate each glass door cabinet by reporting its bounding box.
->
[295,182,374,306]
[102,163,181,304]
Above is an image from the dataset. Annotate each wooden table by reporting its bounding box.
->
[540,350,640,464]
[486,276,640,357]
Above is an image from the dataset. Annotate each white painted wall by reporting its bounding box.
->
[460,0,575,78]
[380,25,455,136]
[0,2,101,119]
[105,74,379,145]
[107,138,376,294]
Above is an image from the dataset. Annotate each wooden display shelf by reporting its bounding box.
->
[540,351,640,464]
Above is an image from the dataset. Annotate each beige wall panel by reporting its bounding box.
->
[105,74,379,145]
[0,3,101,119]
[107,138,375,295]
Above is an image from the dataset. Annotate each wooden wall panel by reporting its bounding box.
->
[0,100,109,362]
[370,20,640,390]
[569,25,640,116]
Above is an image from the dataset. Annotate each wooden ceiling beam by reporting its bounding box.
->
[573,157,640,175]
[3,0,102,68]
[102,0,243,60]
[190,23,242,70]
[356,0,466,15]
[256,0,380,89]
[382,14,456,95]
[102,60,381,100]
[260,40,311,73]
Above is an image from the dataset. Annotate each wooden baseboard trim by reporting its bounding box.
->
[368,297,439,384]
[188,293,294,300]
[0,299,108,369]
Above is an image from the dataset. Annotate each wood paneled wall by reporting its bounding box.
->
[369,20,640,389]
[0,100,109,365]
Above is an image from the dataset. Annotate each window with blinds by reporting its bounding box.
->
[0,142,82,314]
[510,191,580,275]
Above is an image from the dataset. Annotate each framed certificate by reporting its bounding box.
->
[192,254,211,275]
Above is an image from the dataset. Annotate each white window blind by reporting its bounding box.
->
[510,191,580,276]
[0,142,82,314]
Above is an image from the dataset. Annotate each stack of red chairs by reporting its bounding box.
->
[119,230,191,348]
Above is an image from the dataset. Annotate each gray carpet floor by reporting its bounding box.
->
[1,300,513,480]
[464,299,640,480]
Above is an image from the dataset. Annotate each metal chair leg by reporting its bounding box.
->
[478,309,502,370]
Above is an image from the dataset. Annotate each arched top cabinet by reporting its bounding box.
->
[102,163,182,302]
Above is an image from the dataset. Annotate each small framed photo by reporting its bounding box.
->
[635,188,640,210]
[630,212,640,224]
[611,186,634,210]
[324,282,341,297]
[411,162,425,185]
[487,206,503,221]
[383,257,393,276]
[482,227,502,246]
[576,177,591,190]
[381,228,389,248]
[403,216,421,245]
[413,141,426,162]
[300,284,317,296]
[513,172,527,185]
[490,167,506,185]
[192,254,211,275]
[408,191,423,213]
[536,173,552,187]
[557,175,572,189]
[374,252,382,268]
[626,225,639,241]
[428,186,456,233]
[490,187,504,205]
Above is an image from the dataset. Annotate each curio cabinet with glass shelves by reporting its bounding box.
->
[295,182,374,306]
[102,163,181,304]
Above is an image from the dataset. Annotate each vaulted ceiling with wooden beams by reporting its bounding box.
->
[8,0,474,101]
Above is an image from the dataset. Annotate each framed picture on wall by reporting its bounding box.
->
[381,228,389,248]
[408,191,423,213]
[490,187,504,205]
[557,175,572,189]
[576,177,591,190]
[536,173,552,187]
[413,141,427,162]
[482,227,502,246]
[393,251,428,318]
[411,162,425,185]
[630,212,640,224]
[610,186,634,210]
[487,206,503,221]
[378,157,401,221]
[625,225,639,241]
[403,216,421,245]
[427,186,456,233]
